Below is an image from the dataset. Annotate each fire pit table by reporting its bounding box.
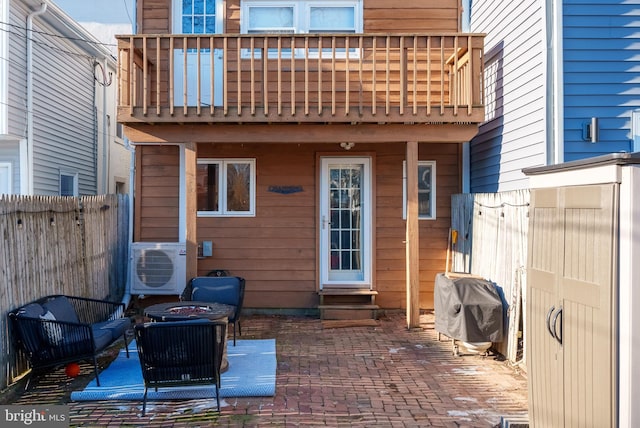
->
[143,301,235,371]
[144,301,234,323]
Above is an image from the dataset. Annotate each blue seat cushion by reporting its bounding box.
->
[17,303,45,318]
[92,326,119,350]
[43,296,79,324]
[93,318,131,341]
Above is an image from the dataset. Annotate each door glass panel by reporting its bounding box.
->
[328,165,363,278]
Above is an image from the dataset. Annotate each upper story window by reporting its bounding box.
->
[173,0,222,34]
[403,161,436,220]
[197,159,256,217]
[243,1,361,34]
[241,0,362,57]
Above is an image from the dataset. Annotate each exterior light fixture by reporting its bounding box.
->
[340,142,355,150]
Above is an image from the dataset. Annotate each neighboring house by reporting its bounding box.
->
[0,0,129,196]
[118,0,485,321]
[466,0,640,192]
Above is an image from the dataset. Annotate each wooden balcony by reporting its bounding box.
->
[117,34,485,125]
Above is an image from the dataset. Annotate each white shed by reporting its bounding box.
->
[524,152,640,427]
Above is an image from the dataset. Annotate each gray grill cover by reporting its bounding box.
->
[434,273,504,343]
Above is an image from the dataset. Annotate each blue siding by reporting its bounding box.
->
[563,1,640,159]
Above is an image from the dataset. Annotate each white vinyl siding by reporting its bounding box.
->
[9,2,98,196]
[469,0,546,192]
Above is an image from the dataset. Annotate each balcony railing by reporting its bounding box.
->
[117,33,484,124]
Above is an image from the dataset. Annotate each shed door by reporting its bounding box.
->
[319,157,372,288]
[527,184,617,427]
[172,0,223,107]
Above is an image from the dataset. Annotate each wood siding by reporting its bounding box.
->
[135,145,181,242]
[118,33,483,126]
[563,2,638,160]
[137,0,462,34]
[468,0,546,192]
[127,2,479,126]
[135,140,459,309]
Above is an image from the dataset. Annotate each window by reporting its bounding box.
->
[197,159,256,216]
[60,171,78,196]
[0,162,11,195]
[175,0,219,34]
[403,161,436,220]
[241,0,362,58]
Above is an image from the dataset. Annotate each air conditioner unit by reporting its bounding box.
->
[130,242,187,295]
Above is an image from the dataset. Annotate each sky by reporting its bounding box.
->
[52,0,135,25]
[51,0,135,55]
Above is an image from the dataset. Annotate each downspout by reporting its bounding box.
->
[546,0,564,165]
[122,1,137,308]
[102,57,108,194]
[94,57,110,194]
[122,137,135,308]
[26,3,47,194]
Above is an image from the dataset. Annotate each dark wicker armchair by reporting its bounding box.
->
[8,295,131,388]
[134,319,228,416]
[181,276,246,345]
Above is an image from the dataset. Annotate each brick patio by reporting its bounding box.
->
[4,312,528,427]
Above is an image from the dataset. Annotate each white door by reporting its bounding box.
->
[173,0,223,107]
[319,157,372,288]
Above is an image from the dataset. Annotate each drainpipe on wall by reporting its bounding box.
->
[103,57,109,194]
[26,3,48,194]
[545,0,564,165]
[121,137,135,308]
[94,56,110,194]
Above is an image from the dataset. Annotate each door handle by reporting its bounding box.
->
[552,306,563,345]
[546,305,557,340]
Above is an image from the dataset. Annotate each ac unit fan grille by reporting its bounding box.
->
[136,249,175,288]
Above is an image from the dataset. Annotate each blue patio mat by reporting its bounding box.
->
[70,339,276,401]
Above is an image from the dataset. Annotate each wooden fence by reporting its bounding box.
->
[451,190,529,367]
[0,194,129,390]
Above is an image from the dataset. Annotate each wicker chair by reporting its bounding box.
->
[8,295,131,388]
[134,319,228,416]
[181,276,245,345]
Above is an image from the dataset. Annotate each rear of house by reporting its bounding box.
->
[119,0,485,317]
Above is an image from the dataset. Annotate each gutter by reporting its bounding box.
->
[26,3,48,194]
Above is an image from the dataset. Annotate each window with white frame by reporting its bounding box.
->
[0,162,11,195]
[241,0,362,57]
[197,159,256,216]
[60,171,78,196]
[403,161,436,220]
[174,0,219,34]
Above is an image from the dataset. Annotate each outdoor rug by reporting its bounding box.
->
[70,339,276,401]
